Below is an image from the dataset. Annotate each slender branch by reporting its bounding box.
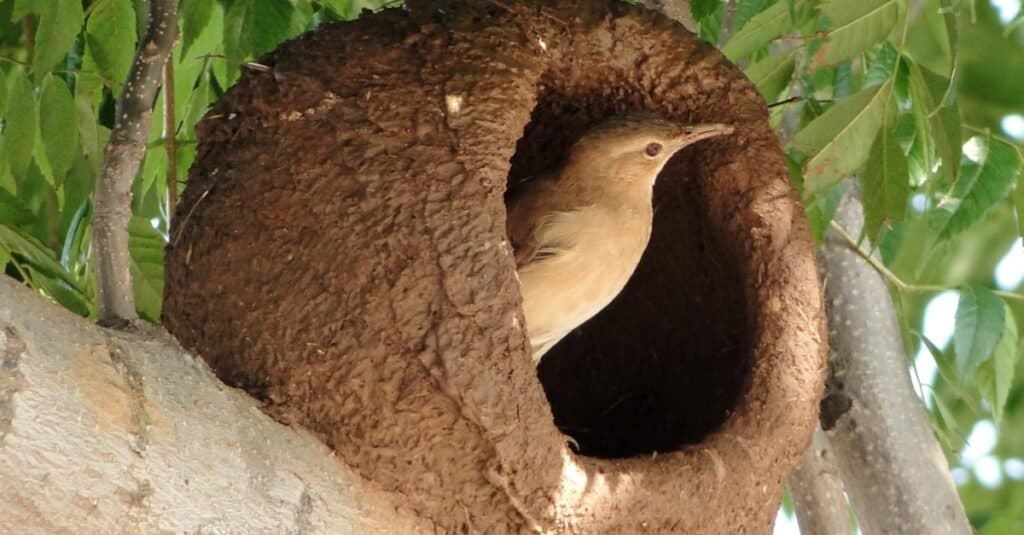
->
[788,428,852,535]
[829,221,1024,302]
[92,0,179,326]
[718,0,738,46]
[821,186,971,534]
[163,51,178,218]
[21,16,35,62]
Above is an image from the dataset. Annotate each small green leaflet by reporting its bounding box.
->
[745,51,796,101]
[933,134,1020,242]
[29,0,85,75]
[129,216,166,322]
[954,285,1005,381]
[180,0,214,57]
[790,79,893,195]
[908,61,961,183]
[1016,165,1024,239]
[85,0,138,92]
[860,109,908,241]
[810,0,899,70]
[38,75,78,181]
[2,71,37,181]
[722,2,794,61]
[974,303,1018,424]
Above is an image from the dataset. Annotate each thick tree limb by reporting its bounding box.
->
[0,276,432,533]
[818,186,971,534]
[92,0,178,324]
[788,427,851,535]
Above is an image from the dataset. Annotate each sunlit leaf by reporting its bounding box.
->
[975,303,1018,423]
[903,0,954,77]
[954,285,1005,381]
[810,0,899,69]
[86,0,138,92]
[791,80,893,195]
[2,71,38,181]
[30,0,84,74]
[38,75,78,181]
[744,50,795,100]
[933,134,1020,241]
[722,2,794,60]
[1016,168,1024,239]
[860,105,908,241]
[180,0,214,57]
[907,61,960,183]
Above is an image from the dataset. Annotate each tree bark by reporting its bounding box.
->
[818,186,971,534]
[788,427,851,535]
[92,0,178,324]
[0,276,432,533]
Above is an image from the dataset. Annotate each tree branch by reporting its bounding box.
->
[163,51,177,218]
[818,183,971,534]
[788,427,851,535]
[92,0,179,325]
[0,276,432,532]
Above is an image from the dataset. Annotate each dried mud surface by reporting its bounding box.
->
[164,1,826,532]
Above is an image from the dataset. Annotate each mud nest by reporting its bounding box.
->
[164,1,826,532]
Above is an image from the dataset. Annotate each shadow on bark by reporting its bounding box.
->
[164,1,826,531]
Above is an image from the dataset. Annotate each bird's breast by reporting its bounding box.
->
[517,205,652,352]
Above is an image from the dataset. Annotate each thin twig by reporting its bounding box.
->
[92,0,179,326]
[21,16,35,62]
[829,221,1024,302]
[163,51,177,220]
[767,95,803,108]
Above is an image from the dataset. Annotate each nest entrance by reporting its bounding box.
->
[507,97,754,458]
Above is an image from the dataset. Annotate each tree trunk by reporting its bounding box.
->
[0,276,431,533]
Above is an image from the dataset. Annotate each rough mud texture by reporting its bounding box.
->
[164,1,826,532]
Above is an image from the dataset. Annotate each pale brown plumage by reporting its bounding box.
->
[507,114,733,364]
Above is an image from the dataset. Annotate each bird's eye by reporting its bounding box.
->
[644,142,663,157]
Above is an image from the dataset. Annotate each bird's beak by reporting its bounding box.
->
[672,123,734,149]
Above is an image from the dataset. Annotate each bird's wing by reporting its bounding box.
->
[512,209,581,267]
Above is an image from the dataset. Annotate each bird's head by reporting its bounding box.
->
[568,113,734,187]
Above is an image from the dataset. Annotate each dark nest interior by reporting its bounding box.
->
[507,92,754,459]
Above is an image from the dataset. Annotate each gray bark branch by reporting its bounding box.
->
[0,276,432,533]
[788,427,851,535]
[92,0,179,324]
[818,186,971,534]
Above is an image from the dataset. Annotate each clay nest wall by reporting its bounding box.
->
[163,1,826,532]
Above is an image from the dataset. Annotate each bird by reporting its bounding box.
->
[506,113,734,364]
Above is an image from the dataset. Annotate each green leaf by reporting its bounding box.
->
[733,0,774,34]
[180,0,214,56]
[38,75,78,180]
[954,285,1005,381]
[722,2,794,61]
[903,0,954,77]
[690,0,721,21]
[860,110,908,241]
[31,0,84,75]
[129,216,165,322]
[810,0,900,69]
[1016,166,1024,240]
[934,134,1021,241]
[745,50,796,101]
[790,79,893,195]
[975,304,1018,423]
[0,188,34,226]
[86,0,138,92]
[0,69,7,112]
[2,71,38,181]
[919,66,961,184]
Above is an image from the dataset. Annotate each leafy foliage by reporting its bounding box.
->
[0,0,1022,529]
